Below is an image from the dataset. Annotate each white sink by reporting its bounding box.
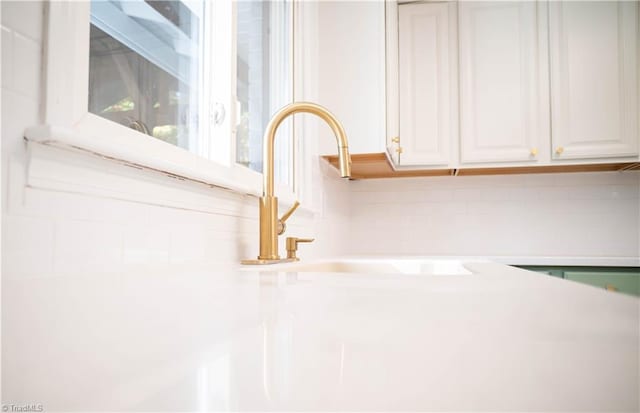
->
[265,258,474,275]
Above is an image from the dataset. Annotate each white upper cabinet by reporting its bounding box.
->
[397,2,458,166]
[384,0,639,172]
[458,2,549,164]
[549,1,639,160]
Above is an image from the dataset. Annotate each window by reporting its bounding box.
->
[34,0,297,198]
[89,0,205,155]
[235,1,293,187]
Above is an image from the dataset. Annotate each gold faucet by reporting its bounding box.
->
[241,102,351,265]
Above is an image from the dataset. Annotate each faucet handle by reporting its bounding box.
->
[286,237,314,260]
[278,200,300,235]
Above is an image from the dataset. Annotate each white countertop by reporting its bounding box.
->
[3,261,639,411]
[340,254,640,267]
[472,255,640,267]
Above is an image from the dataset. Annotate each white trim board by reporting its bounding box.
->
[22,137,314,221]
[25,124,261,197]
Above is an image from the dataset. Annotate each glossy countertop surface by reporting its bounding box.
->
[3,261,639,411]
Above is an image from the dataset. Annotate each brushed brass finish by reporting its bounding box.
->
[278,200,300,235]
[396,147,403,154]
[530,148,538,156]
[391,136,400,143]
[259,196,279,260]
[243,102,351,265]
[605,284,618,292]
[264,102,351,197]
[286,237,315,260]
[280,200,300,223]
[555,146,564,155]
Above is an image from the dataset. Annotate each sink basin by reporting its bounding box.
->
[265,258,474,275]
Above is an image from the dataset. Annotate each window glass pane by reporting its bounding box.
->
[236,0,292,186]
[88,0,203,154]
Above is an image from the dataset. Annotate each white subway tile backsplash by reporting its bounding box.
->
[419,189,454,202]
[616,184,640,199]
[412,201,467,216]
[122,226,170,270]
[169,226,231,266]
[22,186,163,225]
[568,185,616,201]
[349,172,640,258]
[507,187,541,201]
[53,220,124,275]
[1,91,39,156]
[534,186,569,201]
[531,173,599,187]
[581,184,638,200]
[453,187,509,202]
[579,199,638,216]
[2,215,54,278]
[169,226,206,264]
[6,156,346,277]
[7,166,639,277]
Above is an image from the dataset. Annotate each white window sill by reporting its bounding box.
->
[25,123,263,197]
[23,123,313,218]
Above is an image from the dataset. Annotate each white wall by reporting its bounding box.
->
[317,0,386,155]
[348,172,640,258]
[1,1,350,280]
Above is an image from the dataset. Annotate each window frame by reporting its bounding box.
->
[26,0,299,202]
[230,0,297,200]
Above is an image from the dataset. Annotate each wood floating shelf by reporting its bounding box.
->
[322,153,640,180]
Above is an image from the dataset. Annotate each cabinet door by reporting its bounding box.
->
[549,1,639,160]
[564,271,640,296]
[398,2,457,166]
[459,2,548,164]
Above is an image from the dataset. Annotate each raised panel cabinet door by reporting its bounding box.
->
[386,1,400,165]
[398,2,457,166]
[549,1,639,160]
[459,1,548,164]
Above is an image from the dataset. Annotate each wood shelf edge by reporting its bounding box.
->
[321,153,640,179]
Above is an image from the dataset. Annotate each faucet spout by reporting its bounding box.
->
[263,102,351,198]
[242,101,351,264]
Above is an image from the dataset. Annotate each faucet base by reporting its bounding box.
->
[241,258,299,265]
